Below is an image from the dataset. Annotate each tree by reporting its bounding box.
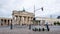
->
[57,16,60,19]
[54,22,56,25]
[57,21,60,25]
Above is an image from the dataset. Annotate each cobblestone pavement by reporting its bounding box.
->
[0,28,60,34]
[0,26,60,34]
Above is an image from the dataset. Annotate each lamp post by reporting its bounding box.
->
[33,5,43,20]
[29,5,43,30]
[33,5,43,25]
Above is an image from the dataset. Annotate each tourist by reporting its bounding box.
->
[29,24,31,30]
[46,22,50,31]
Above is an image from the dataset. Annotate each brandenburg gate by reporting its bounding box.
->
[12,10,34,25]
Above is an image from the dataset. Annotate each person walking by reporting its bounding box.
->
[29,24,31,30]
[46,22,50,31]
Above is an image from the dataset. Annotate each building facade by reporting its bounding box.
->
[36,17,60,25]
[0,10,60,26]
[12,10,34,25]
[0,17,12,26]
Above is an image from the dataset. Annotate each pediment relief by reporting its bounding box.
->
[13,11,34,16]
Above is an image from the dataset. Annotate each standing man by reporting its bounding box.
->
[10,20,13,30]
[29,24,31,30]
[46,22,50,31]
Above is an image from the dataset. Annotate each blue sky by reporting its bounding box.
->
[0,0,60,18]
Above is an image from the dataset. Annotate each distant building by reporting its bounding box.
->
[35,17,60,25]
[57,16,60,19]
[0,17,12,26]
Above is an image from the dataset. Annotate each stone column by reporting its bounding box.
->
[10,19,12,24]
[29,17,31,24]
[20,16,22,25]
[23,16,24,24]
[20,16,24,25]
[12,15,16,25]
[28,17,31,25]
[6,19,8,25]
[30,17,33,24]
[17,16,19,24]
[13,15,18,25]
[27,17,29,25]
[8,20,9,26]
[9,20,11,25]
[16,16,20,25]
[25,17,28,25]
[18,16,21,25]
[9,19,10,25]
[18,16,20,25]
[3,19,4,26]
[0,19,1,26]
[1,19,3,26]
[19,16,21,25]
[15,15,19,24]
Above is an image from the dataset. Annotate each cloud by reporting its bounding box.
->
[0,0,60,18]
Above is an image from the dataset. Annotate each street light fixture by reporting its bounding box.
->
[33,5,43,20]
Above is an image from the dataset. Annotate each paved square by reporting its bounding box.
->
[0,28,60,34]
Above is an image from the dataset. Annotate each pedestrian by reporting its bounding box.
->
[10,23,13,29]
[46,22,50,31]
[29,24,31,30]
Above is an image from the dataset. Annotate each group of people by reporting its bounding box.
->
[29,22,50,31]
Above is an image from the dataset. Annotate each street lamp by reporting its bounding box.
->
[29,6,43,30]
[33,5,43,20]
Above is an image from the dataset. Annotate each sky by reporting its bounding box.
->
[0,0,60,18]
